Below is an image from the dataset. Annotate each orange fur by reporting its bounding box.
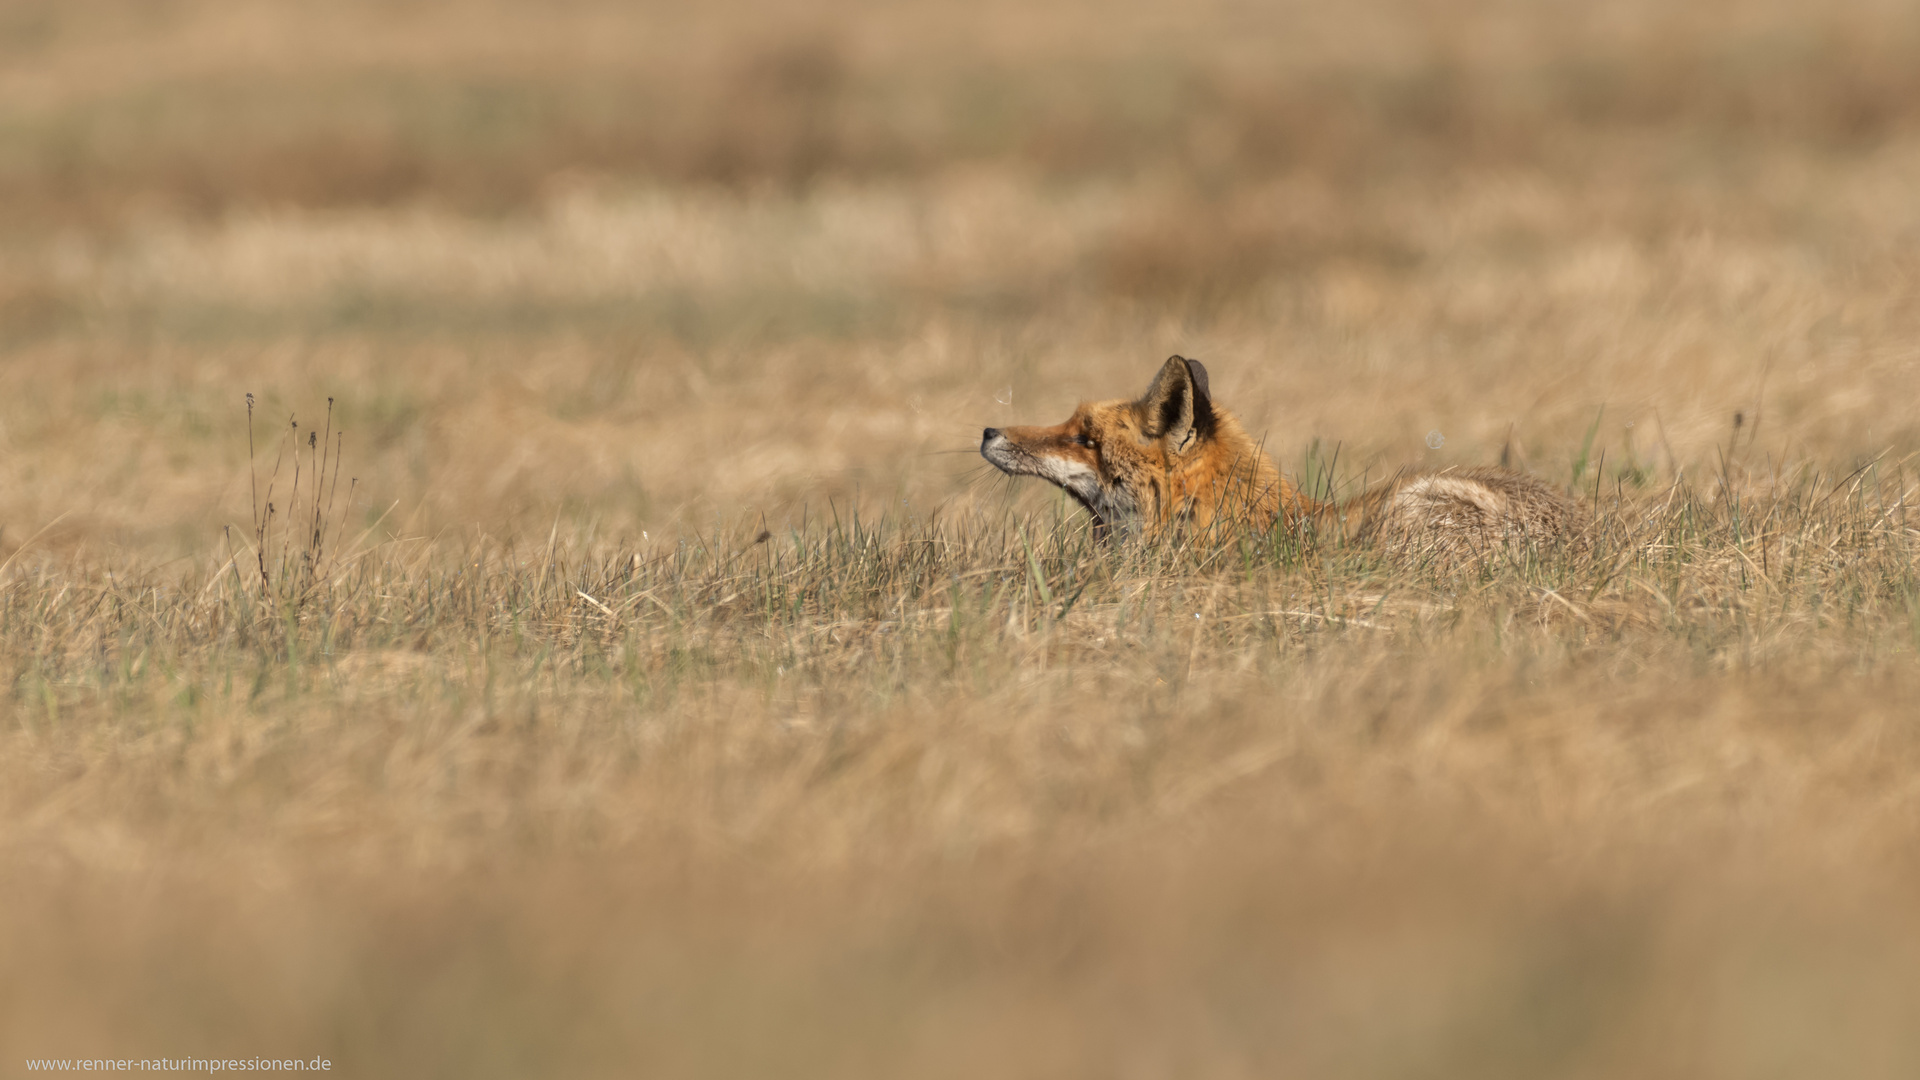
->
[981,356,1573,548]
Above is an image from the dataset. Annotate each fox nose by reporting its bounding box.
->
[982,427,1002,443]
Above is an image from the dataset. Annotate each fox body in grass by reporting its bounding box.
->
[979,355,1573,549]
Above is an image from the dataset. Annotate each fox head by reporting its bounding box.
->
[980,355,1298,537]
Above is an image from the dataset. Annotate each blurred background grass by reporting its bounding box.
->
[2,0,1918,551]
[4,0,1920,1076]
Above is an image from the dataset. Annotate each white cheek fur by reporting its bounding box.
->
[1039,458,1101,500]
[981,438,1140,532]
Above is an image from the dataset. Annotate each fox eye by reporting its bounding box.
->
[1074,433,1096,448]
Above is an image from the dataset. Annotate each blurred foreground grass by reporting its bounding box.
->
[8,472,1920,1075]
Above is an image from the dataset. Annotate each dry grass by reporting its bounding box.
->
[6,0,1920,1076]
[8,484,1920,1076]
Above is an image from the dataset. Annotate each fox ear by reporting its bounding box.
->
[1182,357,1211,409]
[1139,355,1216,450]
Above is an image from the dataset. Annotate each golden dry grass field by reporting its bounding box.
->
[5,0,1920,1076]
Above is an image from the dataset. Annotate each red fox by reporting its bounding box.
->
[980,355,1573,550]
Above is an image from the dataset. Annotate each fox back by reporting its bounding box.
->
[980,355,1574,549]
